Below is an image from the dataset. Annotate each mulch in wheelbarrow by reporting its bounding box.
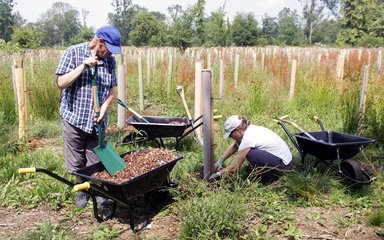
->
[92,148,177,182]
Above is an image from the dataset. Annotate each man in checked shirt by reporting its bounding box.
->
[55,26,122,208]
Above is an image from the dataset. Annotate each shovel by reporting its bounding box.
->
[117,99,150,123]
[277,115,317,141]
[89,67,126,175]
[176,86,203,145]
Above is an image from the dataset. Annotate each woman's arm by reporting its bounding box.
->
[220,147,251,175]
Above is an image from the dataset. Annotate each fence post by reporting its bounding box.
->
[167,53,173,97]
[194,62,203,141]
[117,54,126,128]
[289,59,297,99]
[219,58,224,98]
[202,69,214,181]
[13,57,28,142]
[138,55,144,111]
[357,65,369,134]
[234,54,240,88]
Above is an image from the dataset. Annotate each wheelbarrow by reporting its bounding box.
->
[18,150,183,232]
[275,115,375,187]
[120,115,203,150]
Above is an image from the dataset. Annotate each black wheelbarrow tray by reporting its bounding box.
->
[18,150,183,232]
[276,117,375,187]
[120,114,203,150]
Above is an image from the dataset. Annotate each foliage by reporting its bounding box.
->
[311,19,340,45]
[368,208,384,227]
[35,2,81,47]
[0,0,15,41]
[108,0,146,46]
[337,0,384,47]
[231,13,260,46]
[300,0,340,44]
[129,12,168,46]
[277,8,306,46]
[22,221,74,240]
[204,7,229,46]
[0,38,20,53]
[11,26,42,49]
[178,189,246,239]
[261,15,279,45]
[167,5,194,52]
[69,26,95,45]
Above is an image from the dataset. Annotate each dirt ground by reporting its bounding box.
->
[0,203,382,239]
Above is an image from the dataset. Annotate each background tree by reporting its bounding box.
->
[204,7,229,46]
[36,2,81,47]
[108,0,146,45]
[231,13,260,46]
[167,4,194,52]
[311,19,339,44]
[129,12,168,46]
[337,0,384,47]
[277,8,306,45]
[191,0,206,45]
[0,0,15,41]
[69,26,94,45]
[11,26,42,48]
[300,0,339,44]
[261,15,279,45]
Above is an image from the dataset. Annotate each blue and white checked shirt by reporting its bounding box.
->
[56,42,117,134]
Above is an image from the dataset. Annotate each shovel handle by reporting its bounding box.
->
[117,99,149,123]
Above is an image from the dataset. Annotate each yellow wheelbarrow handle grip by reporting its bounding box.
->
[73,182,90,192]
[313,116,319,121]
[17,168,36,174]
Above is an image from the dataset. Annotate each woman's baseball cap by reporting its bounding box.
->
[96,25,122,54]
[223,115,242,140]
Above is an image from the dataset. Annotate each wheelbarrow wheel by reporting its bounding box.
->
[340,159,363,186]
[120,131,147,145]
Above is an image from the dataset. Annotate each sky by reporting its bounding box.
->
[13,0,303,29]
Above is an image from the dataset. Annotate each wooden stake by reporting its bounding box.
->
[202,69,214,181]
[194,62,203,140]
[117,55,126,128]
[14,58,28,142]
[138,55,144,111]
[289,59,297,99]
[357,65,369,134]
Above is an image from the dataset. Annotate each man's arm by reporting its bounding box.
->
[57,56,99,90]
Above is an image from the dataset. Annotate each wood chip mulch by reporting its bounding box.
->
[92,149,178,182]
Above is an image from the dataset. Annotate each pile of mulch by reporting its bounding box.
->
[92,148,178,182]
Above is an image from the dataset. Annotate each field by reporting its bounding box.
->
[0,46,383,239]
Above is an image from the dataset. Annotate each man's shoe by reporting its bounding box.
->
[96,196,114,207]
[75,191,89,208]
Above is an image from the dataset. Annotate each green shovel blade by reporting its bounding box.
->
[93,141,126,176]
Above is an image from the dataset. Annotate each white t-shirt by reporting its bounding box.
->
[238,125,292,165]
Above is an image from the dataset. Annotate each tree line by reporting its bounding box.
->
[0,0,383,53]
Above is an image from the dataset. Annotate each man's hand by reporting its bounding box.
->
[208,172,221,181]
[83,56,99,68]
[214,157,225,171]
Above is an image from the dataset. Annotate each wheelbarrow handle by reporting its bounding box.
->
[313,116,325,132]
[274,119,302,156]
[277,115,317,141]
[73,182,90,191]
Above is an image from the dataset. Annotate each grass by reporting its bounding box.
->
[0,47,383,238]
